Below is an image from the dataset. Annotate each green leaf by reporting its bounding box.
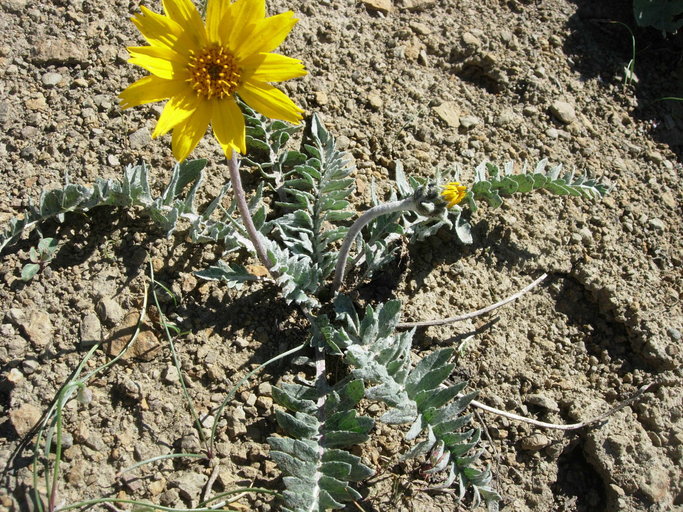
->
[270,450,317,480]
[28,247,39,263]
[414,382,467,411]
[275,409,319,439]
[454,213,473,245]
[268,378,375,512]
[37,237,58,255]
[195,261,259,289]
[21,263,40,281]
[405,348,453,395]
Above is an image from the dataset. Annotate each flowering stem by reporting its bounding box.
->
[227,152,272,270]
[332,196,418,293]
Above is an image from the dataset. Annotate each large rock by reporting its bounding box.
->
[8,308,53,347]
[361,0,392,13]
[9,403,42,436]
[105,312,162,362]
[32,39,89,66]
[584,408,674,510]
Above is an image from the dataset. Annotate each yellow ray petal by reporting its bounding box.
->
[213,0,265,47]
[132,6,196,56]
[232,12,298,60]
[152,87,201,138]
[162,0,207,48]
[206,0,231,44]
[238,81,303,123]
[128,46,187,80]
[171,102,212,162]
[229,0,269,52]
[212,97,247,156]
[240,53,307,82]
[231,0,266,27]
[118,75,188,109]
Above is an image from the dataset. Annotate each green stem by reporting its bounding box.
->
[117,453,206,475]
[53,487,279,511]
[149,261,209,452]
[48,403,62,512]
[54,498,223,511]
[200,487,280,505]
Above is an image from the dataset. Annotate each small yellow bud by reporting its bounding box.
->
[441,182,467,208]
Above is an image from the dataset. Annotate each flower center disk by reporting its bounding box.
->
[187,46,240,100]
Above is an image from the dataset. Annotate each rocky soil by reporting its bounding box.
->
[0,0,682,511]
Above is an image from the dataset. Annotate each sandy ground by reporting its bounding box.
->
[1,0,681,510]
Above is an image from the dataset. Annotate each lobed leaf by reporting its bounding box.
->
[268,380,374,511]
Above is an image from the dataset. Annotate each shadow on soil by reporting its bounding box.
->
[553,440,607,511]
[564,0,683,159]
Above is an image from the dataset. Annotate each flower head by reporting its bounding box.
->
[441,182,467,208]
[119,0,306,161]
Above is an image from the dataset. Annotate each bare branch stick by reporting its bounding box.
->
[398,273,548,329]
[469,383,653,431]
[201,462,221,503]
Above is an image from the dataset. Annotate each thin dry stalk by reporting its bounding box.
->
[398,273,548,328]
[470,383,653,431]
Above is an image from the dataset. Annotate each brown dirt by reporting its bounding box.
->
[0,0,682,511]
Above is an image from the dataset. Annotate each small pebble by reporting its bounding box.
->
[9,403,42,436]
[128,127,151,150]
[459,115,481,129]
[550,100,577,124]
[526,394,560,412]
[520,433,550,451]
[433,101,460,128]
[96,297,125,326]
[163,365,180,384]
[257,382,272,396]
[313,90,328,106]
[22,359,40,374]
[648,218,666,232]
[366,91,383,111]
[80,312,102,347]
[6,368,24,385]
[41,72,62,87]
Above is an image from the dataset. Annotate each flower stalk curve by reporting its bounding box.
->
[332,182,469,292]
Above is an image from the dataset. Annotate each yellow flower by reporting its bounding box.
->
[441,182,467,208]
[119,0,306,161]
